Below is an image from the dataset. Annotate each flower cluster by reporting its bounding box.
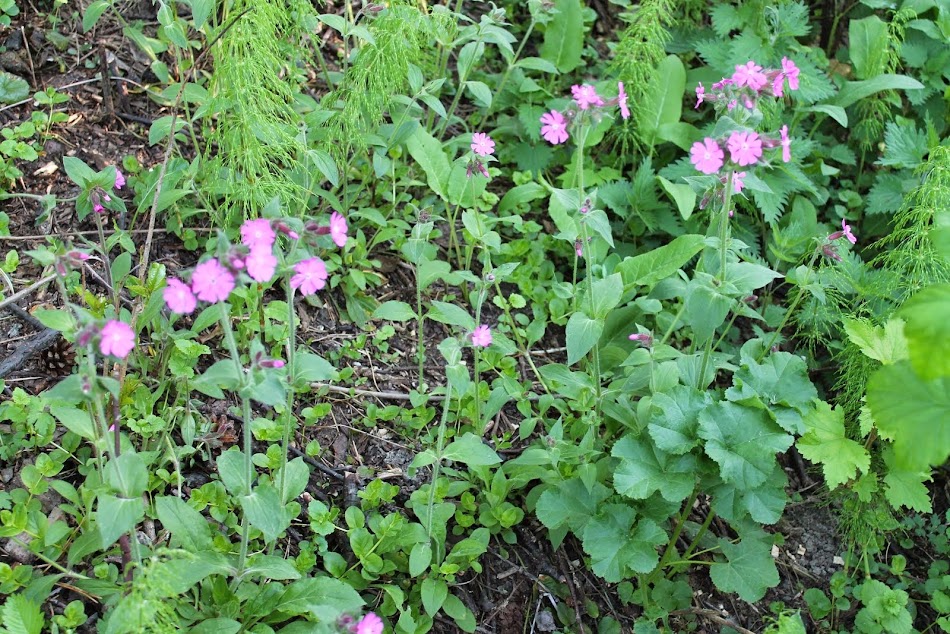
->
[163,214,347,314]
[92,169,126,214]
[695,57,800,113]
[540,82,629,146]
[467,132,495,179]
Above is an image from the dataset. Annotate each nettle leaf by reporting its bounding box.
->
[1,595,44,634]
[866,173,907,215]
[612,435,698,503]
[711,465,788,524]
[877,119,928,169]
[797,401,870,489]
[648,386,712,455]
[867,361,950,470]
[710,531,779,602]
[698,402,793,489]
[581,504,667,582]
[881,448,932,513]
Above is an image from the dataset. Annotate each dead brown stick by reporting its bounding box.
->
[0,328,60,378]
[0,274,57,314]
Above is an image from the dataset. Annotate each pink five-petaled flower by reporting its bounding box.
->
[571,84,604,110]
[690,138,724,175]
[695,82,705,109]
[245,247,277,283]
[731,171,747,194]
[191,259,236,303]
[779,124,792,163]
[540,110,569,145]
[329,212,348,248]
[355,612,384,634]
[164,278,197,314]
[99,320,135,359]
[114,169,125,189]
[240,218,275,251]
[731,61,767,92]
[617,82,630,120]
[841,219,857,244]
[726,131,763,166]
[470,132,495,157]
[471,325,492,348]
[782,57,800,90]
[290,257,328,296]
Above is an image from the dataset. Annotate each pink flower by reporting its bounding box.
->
[260,358,285,369]
[470,132,495,157]
[695,82,705,109]
[571,84,604,110]
[575,240,583,258]
[617,82,630,120]
[732,61,767,92]
[726,131,763,166]
[245,247,277,283]
[330,212,348,248]
[290,258,328,296]
[114,169,125,189]
[356,613,384,634]
[240,219,275,251]
[771,72,785,97]
[781,57,800,90]
[841,219,857,244]
[779,125,791,163]
[471,325,492,348]
[690,138,724,175]
[191,259,236,303]
[540,110,569,145]
[628,332,653,347]
[164,278,197,314]
[731,171,747,194]
[99,320,135,359]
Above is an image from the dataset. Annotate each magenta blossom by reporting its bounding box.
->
[732,61,767,92]
[114,169,126,189]
[730,171,747,194]
[841,219,857,244]
[164,278,197,314]
[290,258,328,296]
[245,247,277,283]
[330,212,348,248]
[695,82,705,109]
[779,125,791,163]
[470,132,495,157]
[617,82,630,120]
[726,131,763,166]
[240,219,275,251]
[540,110,569,145]
[191,259,236,303]
[260,358,285,369]
[628,332,653,347]
[355,613,384,634]
[690,138,724,175]
[571,84,604,110]
[471,325,492,348]
[99,320,135,359]
[781,57,800,90]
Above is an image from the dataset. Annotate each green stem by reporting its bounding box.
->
[278,282,298,505]
[697,171,734,388]
[648,486,699,584]
[425,384,454,540]
[678,505,716,566]
[417,268,426,392]
[757,247,822,363]
[93,210,120,312]
[574,126,602,409]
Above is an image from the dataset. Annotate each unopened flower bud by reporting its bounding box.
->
[275,221,299,240]
[821,243,842,262]
[260,359,286,369]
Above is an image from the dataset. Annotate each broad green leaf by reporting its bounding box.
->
[274,577,364,621]
[216,449,251,496]
[49,406,95,440]
[190,619,241,634]
[104,452,148,497]
[612,435,697,502]
[539,0,583,73]
[648,386,711,455]
[899,284,950,379]
[725,262,782,295]
[111,251,132,284]
[405,127,450,201]
[843,317,908,365]
[711,466,787,524]
[867,361,950,469]
[191,359,241,398]
[428,301,475,329]
[275,457,311,504]
[797,401,870,488]
[684,276,731,344]
[849,16,888,79]
[710,532,779,602]
[149,551,234,596]
[582,505,667,582]
[442,593,476,633]
[588,274,623,320]
[294,352,336,383]
[882,449,932,513]
[1,595,44,634]
[698,402,793,489]
[728,351,818,423]
[82,0,110,32]
[803,104,848,127]
[34,308,76,333]
[242,482,290,543]
[245,554,303,580]
[584,209,614,247]
[657,176,696,220]
[409,542,432,577]
[638,55,686,148]
[97,493,144,549]
[155,495,213,551]
[566,312,604,365]
[535,477,611,539]
[421,577,448,616]
[0,71,30,104]
[830,74,924,109]
[618,235,704,289]
[442,433,501,466]
[189,0,214,29]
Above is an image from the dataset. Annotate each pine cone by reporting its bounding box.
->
[41,336,76,376]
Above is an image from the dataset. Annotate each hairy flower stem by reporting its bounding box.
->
[93,211,120,312]
[493,279,551,395]
[278,281,298,505]
[218,304,253,577]
[425,384,454,541]
[472,279,490,430]
[697,171,735,388]
[416,266,426,391]
[575,127,603,409]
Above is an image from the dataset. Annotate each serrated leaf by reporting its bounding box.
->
[612,435,698,502]
[710,532,779,602]
[729,351,818,419]
[0,71,30,104]
[711,466,788,524]
[648,386,711,454]
[539,0,583,73]
[1,595,44,634]
[698,402,793,489]
[843,317,908,365]
[899,284,950,379]
[797,401,870,488]
[882,449,932,512]
[878,120,928,169]
[535,477,611,537]
[582,505,667,582]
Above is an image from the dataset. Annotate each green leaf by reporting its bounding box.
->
[638,55,686,148]
[618,235,704,289]
[216,449,251,496]
[105,452,149,497]
[97,492,144,549]
[421,577,448,616]
[711,466,788,524]
[149,551,233,596]
[729,351,818,420]
[566,312,603,365]
[899,284,950,380]
[1,595,44,634]
[245,554,302,580]
[61,156,97,187]
[725,262,782,295]
[843,317,908,365]
[242,482,290,544]
[82,0,110,31]
[405,126,450,201]
[0,71,30,104]
[155,495,213,551]
[710,532,779,602]
[409,542,432,577]
[539,0,583,73]
[535,477,611,541]
[275,577,364,621]
[698,402,794,489]
[294,352,336,383]
[275,457,310,504]
[582,505,667,582]
[190,619,241,634]
[428,301,475,330]
[803,104,848,127]
[657,176,696,220]
[442,593,476,633]
[612,435,697,502]
[830,74,924,109]
[867,361,950,469]
[191,359,241,398]
[882,449,932,513]
[684,276,731,344]
[49,406,95,440]
[584,209,614,247]
[148,115,188,146]
[189,0,214,29]
[588,274,623,320]
[308,149,339,188]
[849,16,888,79]
[442,433,501,466]
[648,386,711,455]
[797,401,870,488]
